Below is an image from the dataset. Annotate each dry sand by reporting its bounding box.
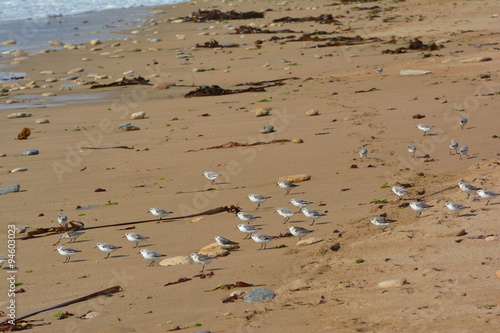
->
[1,0,499,332]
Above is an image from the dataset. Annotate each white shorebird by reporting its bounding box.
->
[459,117,468,129]
[57,213,68,227]
[407,145,417,158]
[370,216,396,231]
[458,181,481,199]
[275,207,296,223]
[449,140,459,155]
[290,198,313,212]
[459,145,469,159]
[189,253,216,272]
[251,233,276,250]
[392,186,410,200]
[238,223,261,239]
[95,242,122,259]
[358,145,368,159]
[236,211,261,224]
[214,235,239,249]
[277,180,299,195]
[148,207,173,222]
[139,249,166,266]
[55,246,81,263]
[203,171,222,185]
[58,231,84,243]
[477,189,499,206]
[376,67,383,76]
[288,225,313,241]
[124,232,150,248]
[248,194,271,210]
[409,201,434,218]
[416,124,433,136]
[444,202,470,218]
[301,207,326,226]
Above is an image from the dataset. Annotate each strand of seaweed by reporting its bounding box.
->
[185,139,292,153]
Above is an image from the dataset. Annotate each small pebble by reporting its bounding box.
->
[243,288,275,302]
[259,125,275,134]
[21,149,39,156]
[130,112,146,120]
[0,184,21,195]
[377,279,407,288]
[118,123,140,131]
[11,168,28,173]
[306,109,320,116]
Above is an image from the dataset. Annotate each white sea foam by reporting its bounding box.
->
[0,0,186,22]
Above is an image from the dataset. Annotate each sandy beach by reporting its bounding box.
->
[1,0,499,332]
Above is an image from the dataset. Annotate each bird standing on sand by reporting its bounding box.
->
[204,171,222,185]
[409,201,434,218]
[248,194,271,210]
[277,180,299,195]
[407,145,417,158]
[148,207,172,222]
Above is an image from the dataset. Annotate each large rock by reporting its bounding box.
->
[1,40,16,45]
[278,174,311,183]
[158,256,189,267]
[243,288,275,302]
[198,248,230,258]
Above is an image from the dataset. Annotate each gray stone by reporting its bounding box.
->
[243,287,275,302]
[60,76,79,81]
[21,149,39,156]
[0,184,20,195]
[259,125,275,134]
[400,70,432,76]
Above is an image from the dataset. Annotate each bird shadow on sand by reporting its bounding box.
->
[215,181,230,185]
[205,267,224,272]
[109,254,129,258]
[486,202,500,206]
[68,259,88,263]
[458,213,477,217]
[464,156,478,160]
[425,133,438,136]
[313,221,333,226]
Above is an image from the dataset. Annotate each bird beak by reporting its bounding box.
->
[146,211,150,213]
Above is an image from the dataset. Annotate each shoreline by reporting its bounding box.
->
[0,0,499,332]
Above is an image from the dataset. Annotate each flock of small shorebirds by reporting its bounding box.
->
[1,116,498,272]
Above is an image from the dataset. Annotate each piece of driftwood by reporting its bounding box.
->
[18,206,241,240]
[90,76,152,89]
[235,77,299,86]
[186,139,291,152]
[80,146,135,150]
[4,286,122,324]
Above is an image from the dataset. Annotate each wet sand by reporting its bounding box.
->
[0,0,499,332]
